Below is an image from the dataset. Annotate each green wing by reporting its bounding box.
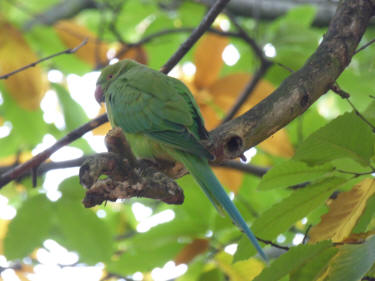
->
[106,65,212,159]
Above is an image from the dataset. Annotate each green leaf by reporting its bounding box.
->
[177,258,205,281]
[117,0,159,41]
[0,86,48,156]
[4,194,54,260]
[363,100,375,123]
[290,247,338,281]
[278,5,317,27]
[234,177,347,261]
[353,194,375,233]
[107,219,189,275]
[58,176,85,200]
[52,83,89,131]
[25,26,90,75]
[54,177,113,264]
[175,175,214,226]
[294,112,374,166]
[258,160,334,190]
[327,235,375,281]
[253,241,333,281]
[198,268,225,281]
[178,1,205,27]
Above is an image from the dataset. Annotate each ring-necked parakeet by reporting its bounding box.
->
[95,59,267,261]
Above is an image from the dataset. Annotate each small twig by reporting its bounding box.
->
[115,27,241,61]
[161,0,230,74]
[256,237,290,251]
[335,168,374,177]
[354,38,375,54]
[302,224,312,244]
[275,61,294,73]
[0,39,88,79]
[0,114,108,189]
[225,13,266,61]
[330,83,350,99]
[214,160,269,177]
[347,98,375,132]
[31,167,38,187]
[331,84,375,132]
[221,14,273,123]
[0,153,268,186]
[221,62,272,123]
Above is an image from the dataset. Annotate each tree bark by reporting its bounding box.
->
[207,0,375,162]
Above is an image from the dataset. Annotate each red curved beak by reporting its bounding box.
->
[95,85,104,104]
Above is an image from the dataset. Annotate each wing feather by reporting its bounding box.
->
[106,65,212,160]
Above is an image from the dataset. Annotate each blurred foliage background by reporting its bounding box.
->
[0,0,375,280]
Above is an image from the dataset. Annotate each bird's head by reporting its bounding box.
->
[95,59,138,104]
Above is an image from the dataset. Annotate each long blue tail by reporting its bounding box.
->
[172,151,268,261]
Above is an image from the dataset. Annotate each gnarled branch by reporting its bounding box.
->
[207,0,375,162]
[80,128,185,207]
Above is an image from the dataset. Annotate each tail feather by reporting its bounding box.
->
[171,151,268,261]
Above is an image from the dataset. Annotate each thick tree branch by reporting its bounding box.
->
[80,128,185,207]
[0,0,233,190]
[1,0,373,203]
[200,0,339,27]
[207,0,375,162]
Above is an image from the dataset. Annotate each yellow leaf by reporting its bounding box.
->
[309,178,375,243]
[55,20,110,66]
[208,73,275,115]
[0,19,47,110]
[215,251,264,281]
[0,152,33,166]
[15,271,33,281]
[208,73,294,157]
[174,239,209,265]
[193,33,229,90]
[259,130,294,158]
[0,219,10,254]
[92,104,111,135]
[116,45,148,65]
[212,166,243,193]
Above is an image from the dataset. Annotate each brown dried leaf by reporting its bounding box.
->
[174,238,209,265]
[0,20,47,110]
[54,20,109,66]
[309,178,375,243]
[193,33,229,90]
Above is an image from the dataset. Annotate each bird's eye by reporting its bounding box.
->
[107,74,113,80]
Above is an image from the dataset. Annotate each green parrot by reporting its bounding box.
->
[95,59,267,261]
